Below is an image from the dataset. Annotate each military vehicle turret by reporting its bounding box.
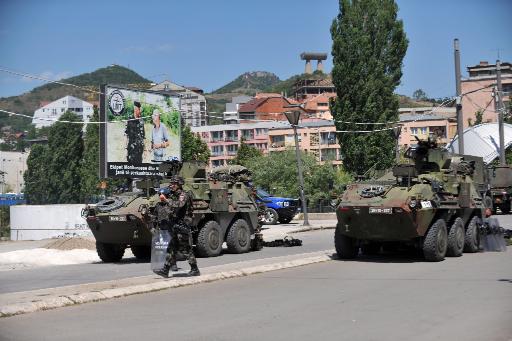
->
[335,139,486,261]
[82,161,262,262]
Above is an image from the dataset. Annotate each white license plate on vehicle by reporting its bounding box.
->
[420,201,432,209]
[368,207,393,214]
[109,215,127,222]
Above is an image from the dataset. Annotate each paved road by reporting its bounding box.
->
[1,247,510,341]
[0,227,334,294]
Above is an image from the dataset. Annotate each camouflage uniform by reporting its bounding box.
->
[164,187,197,269]
[125,117,145,164]
[154,177,199,277]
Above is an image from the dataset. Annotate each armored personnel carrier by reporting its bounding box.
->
[487,165,512,214]
[82,161,262,262]
[335,139,486,262]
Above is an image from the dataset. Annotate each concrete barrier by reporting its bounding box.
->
[10,205,91,241]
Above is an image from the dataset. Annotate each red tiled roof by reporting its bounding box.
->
[238,97,268,113]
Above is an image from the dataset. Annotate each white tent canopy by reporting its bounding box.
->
[446,123,512,164]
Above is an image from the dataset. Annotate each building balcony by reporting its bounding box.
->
[270,141,285,148]
[211,151,225,157]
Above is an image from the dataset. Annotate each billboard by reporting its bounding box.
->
[100,85,181,178]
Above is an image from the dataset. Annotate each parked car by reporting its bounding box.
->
[256,188,300,225]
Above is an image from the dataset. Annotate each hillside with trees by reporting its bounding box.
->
[0,65,152,133]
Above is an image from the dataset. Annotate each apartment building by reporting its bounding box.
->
[398,107,457,148]
[0,151,28,193]
[268,120,342,165]
[191,121,289,168]
[32,96,94,128]
[461,61,512,128]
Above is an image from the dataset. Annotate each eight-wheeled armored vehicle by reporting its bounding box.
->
[335,139,486,262]
[82,161,263,262]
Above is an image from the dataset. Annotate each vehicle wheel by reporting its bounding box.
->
[334,226,358,259]
[447,218,464,257]
[96,242,125,262]
[278,216,293,224]
[464,216,480,253]
[262,208,278,225]
[422,219,447,262]
[131,245,151,260]
[226,219,251,254]
[500,202,511,214]
[196,220,223,257]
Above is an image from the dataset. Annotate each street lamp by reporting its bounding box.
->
[284,105,309,226]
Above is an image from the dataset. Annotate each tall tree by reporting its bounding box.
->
[46,111,84,203]
[23,144,50,204]
[181,125,210,162]
[230,138,262,166]
[330,0,408,174]
[80,107,100,201]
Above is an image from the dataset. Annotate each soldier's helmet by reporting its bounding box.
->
[170,175,185,186]
[158,187,171,198]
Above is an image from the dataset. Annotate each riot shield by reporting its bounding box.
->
[151,229,171,270]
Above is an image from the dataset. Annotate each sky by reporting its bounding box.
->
[0,0,511,100]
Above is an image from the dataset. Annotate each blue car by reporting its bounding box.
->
[256,189,300,225]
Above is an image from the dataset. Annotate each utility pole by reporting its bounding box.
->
[454,39,464,154]
[496,60,506,165]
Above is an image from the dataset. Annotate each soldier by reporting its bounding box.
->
[154,175,200,277]
[125,101,145,164]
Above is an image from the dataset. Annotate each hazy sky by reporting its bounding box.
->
[0,0,510,100]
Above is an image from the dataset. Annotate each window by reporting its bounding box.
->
[420,127,427,134]
[411,127,418,135]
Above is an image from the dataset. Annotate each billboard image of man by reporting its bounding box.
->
[151,109,170,161]
[125,101,145,164]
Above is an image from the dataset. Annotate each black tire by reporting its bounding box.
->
[278,216,293,224]
[500,202,511,214]
[196,220,223,257]
[361,242,381,255]
[262,208,278,225]
[464,216,480,253]
[96,242,125,262]
[423,219,447,262]
[334,227,358,259]
[447,218,464,257]
[226,219,251,254]
[131,245,151,260]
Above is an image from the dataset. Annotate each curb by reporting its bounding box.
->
[0,252,334,318]
[290,225,336,234]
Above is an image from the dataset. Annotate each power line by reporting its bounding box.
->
[0,67,102,94]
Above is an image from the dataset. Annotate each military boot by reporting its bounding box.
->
[153,265,170,278]
[188,264,200,276]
